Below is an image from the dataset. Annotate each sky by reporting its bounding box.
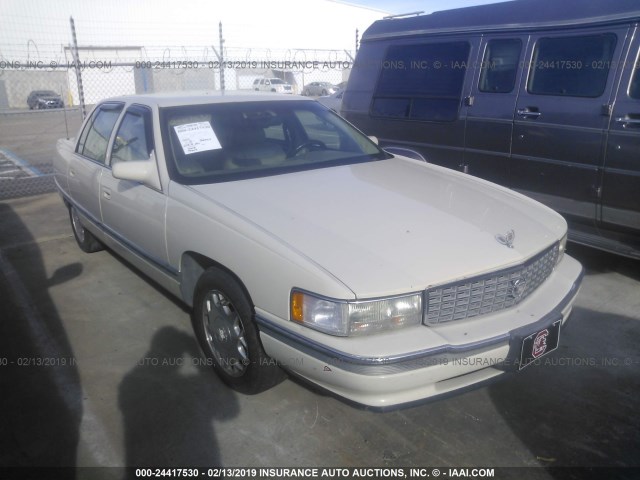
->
[344,0,509,15]
[0,0,512,64]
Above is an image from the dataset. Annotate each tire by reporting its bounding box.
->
[192,268,285,394]
[69,205,103,253]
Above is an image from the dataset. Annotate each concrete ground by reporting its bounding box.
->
[1,110,639,479]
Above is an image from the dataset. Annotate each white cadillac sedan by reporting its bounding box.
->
[53,92,583,408]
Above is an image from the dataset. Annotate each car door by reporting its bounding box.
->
[601,28,640,236]
[68,102,124,224]
[463,35,528,185]
[100,104,169,267]
[510,27,629,226]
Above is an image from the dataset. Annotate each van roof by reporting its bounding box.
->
[362,0,640,40]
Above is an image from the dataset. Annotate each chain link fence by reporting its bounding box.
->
[1,10,363,200]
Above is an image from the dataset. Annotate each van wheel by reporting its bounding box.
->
[192,269,285,394]
[69,205,103,253]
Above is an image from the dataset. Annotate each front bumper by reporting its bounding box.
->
[257,255,583,409]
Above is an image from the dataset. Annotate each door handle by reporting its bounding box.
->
[615,115,640,128]
[517,108,541,119]
[102,188,111,200]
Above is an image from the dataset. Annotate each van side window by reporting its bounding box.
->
[479,39,522,93]
[528,33,617,98]
[372,41,470,122]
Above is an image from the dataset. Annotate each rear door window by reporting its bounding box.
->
[372,41,470,121]
[528,33,617,97]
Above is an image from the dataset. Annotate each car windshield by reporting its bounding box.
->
[160,100,388,184]
[270,79,286,84]
[36,91,57,96]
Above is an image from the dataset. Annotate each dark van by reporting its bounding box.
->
[342,0,640,259]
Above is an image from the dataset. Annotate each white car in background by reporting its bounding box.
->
[302,81,338,96]
[317,88,344,112]
[53,93,583,408]
[253,77,293,94]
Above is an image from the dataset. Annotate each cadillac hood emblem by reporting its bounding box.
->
[495,229,515,248]
[509,278,527,302]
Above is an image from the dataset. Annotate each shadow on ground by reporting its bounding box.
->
[119,326,240,470]
[0,202,83,471]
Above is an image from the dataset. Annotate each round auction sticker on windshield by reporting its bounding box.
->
[174,122,222,155]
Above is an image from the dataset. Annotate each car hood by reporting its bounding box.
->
[189,158,566,298]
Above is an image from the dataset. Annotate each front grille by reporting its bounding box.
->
[425,243,559,325]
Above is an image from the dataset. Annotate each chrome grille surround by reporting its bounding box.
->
[424,242,560,325]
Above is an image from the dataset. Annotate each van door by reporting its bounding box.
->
[602,30,640,240]
[463,35,528,185]
[510,27,628,227]
[366,37,481,171]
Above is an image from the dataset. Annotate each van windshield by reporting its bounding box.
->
[160,100,388,184]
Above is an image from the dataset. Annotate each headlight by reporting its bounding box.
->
[290,290,423,336]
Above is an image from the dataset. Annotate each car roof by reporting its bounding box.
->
[100,91,310,108]
[363,0,640,39]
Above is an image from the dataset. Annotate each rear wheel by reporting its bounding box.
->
[69,205,103,253]
[192,268,285,394]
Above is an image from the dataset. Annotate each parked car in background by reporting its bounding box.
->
[302,81,338,96]
[343,0,640,259]
[317,88,344,112]
[27,90,64,109]
[53,92,582,408]
[252,77,293,94]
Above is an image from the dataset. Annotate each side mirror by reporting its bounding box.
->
[112,152,162,190]
[368,135,378,145]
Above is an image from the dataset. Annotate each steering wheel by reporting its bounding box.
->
[293,140,327,155]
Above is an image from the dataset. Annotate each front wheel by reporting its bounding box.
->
[192,269,285,394]
[69,205,103,253]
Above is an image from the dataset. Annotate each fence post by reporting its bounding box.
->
[69,16,86,118]
[219,22,225,92]
[355,28,359,52]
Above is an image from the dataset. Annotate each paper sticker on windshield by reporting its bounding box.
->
[174,122,221,155]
